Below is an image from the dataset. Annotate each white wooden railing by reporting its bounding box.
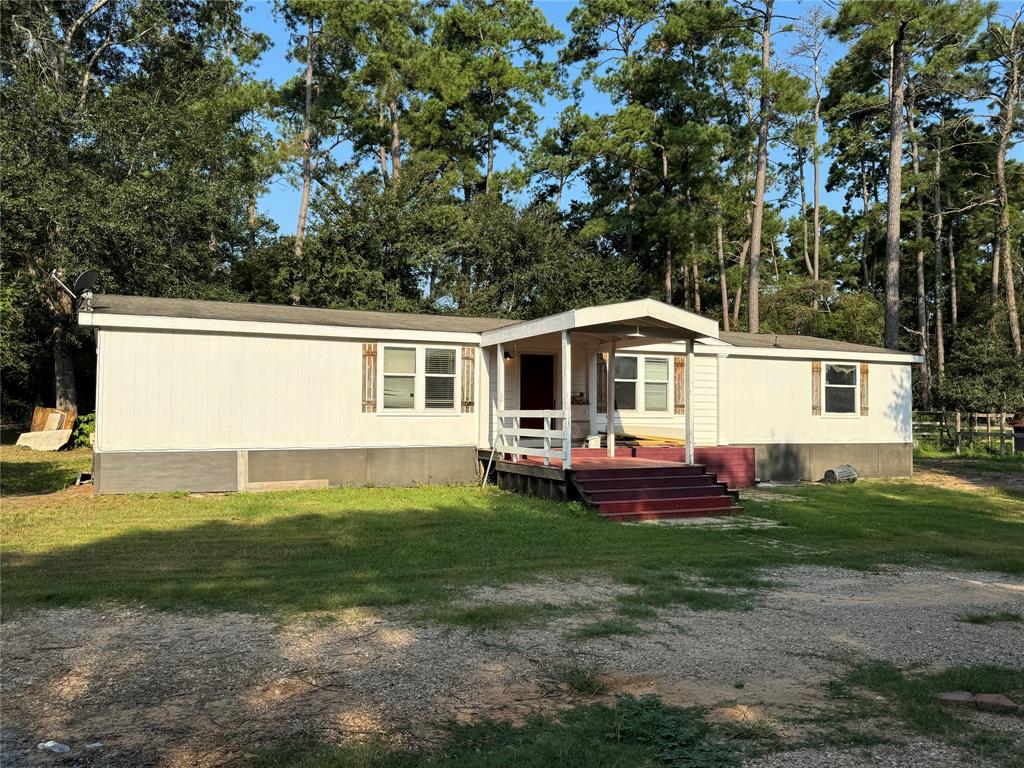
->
[495,409,570,467]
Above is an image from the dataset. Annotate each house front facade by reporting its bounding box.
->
[79,294,919,494]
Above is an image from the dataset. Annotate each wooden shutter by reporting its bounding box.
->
[859,363,869,416]
[596,353,607,414]
[811,360,822,415]
[362,343,378,412]
[673,355,685,415]
[461,347,476,412]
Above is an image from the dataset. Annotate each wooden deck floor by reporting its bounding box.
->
[516,455,692,471]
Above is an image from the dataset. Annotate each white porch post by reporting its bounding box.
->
[606,342,616,457]
[685,338,695,464]
[496,343,505,452]
[561,330,572,469]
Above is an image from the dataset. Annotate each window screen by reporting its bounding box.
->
[824,363,857,414]
[614,356,637,410]
[644,357,669,412]
[383,347,415,409]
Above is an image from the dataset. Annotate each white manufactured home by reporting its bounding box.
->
[79,295,919,499]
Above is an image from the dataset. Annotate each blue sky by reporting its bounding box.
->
[240,0,1021,234]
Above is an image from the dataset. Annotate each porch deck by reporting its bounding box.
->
[484,447,746,522]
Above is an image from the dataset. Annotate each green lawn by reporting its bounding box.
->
[2,447,1022,617]
[0,445,92,495]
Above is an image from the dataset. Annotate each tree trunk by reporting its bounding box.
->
[389,99,401,180]
[486,123,495,195]
[659,144,671,303]
[994,18,1022,356]
[378,104,389,181]
[884,22,909,350]
[716,209,730,331]
[732,238,750,328]
[860,162,871,289]
[799,146,812,278]
[909,109,929,402]
[811,71,821,301]
[692,261,701,313]
[948,224,958,330]
[747,0,773,334]
[933,144,945,387]
[294,15,315,266]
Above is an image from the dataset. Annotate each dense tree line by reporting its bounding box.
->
[2,0,1022,421]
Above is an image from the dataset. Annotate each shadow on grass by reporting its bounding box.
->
[3,481,1023,617]
[0,450,92,495]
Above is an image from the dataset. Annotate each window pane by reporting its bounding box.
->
[645,382,668,411]
[645,358,669,382]
[425,376,455,409]
[384,347,416,374]
[614,357,637,380]
[825,386,856,414]
[614,381,636,410]
[383,376,415,409]
[825,364,856,386]
[425,348,455,375]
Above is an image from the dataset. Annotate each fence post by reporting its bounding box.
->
[543,416,551,467]
[955,411,961,456]
[1000,412,1007,457]
[512,416,520,463]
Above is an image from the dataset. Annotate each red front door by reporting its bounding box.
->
[519,354,555,429]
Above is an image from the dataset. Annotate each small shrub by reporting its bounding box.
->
[957,611,1022,626]
[70,412,95,448]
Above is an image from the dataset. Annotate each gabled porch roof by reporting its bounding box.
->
[479,299,719,347]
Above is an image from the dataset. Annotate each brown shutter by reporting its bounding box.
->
[859,362,869,416]
[811,360,822,415]
[673,355,685,415]
[461,346,476,412]
[362,343,378,412]
[596,353,607,414]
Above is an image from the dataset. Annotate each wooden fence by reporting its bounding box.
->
[913,411,1019,454]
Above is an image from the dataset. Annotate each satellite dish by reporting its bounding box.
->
[73,269,99,296]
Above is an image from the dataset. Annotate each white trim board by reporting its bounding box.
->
[79,311,484,344]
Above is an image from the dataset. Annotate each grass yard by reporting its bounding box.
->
[2,445,1023,618]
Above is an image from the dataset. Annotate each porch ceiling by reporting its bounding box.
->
[479,299,719,347]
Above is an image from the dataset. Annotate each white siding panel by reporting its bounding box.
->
[96,329,479,451]
[717,356,912,445]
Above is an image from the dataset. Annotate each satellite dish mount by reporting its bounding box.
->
[50,269,99,311]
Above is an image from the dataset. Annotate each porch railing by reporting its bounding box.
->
[496,409,569,467]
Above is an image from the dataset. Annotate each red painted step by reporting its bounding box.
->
[600,505,743,522]
[578,474,720,491]
[596,495,737,515]
[587,485,729,502]
[572,465,707,481]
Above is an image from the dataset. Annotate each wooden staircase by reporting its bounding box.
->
[571,464,741,522]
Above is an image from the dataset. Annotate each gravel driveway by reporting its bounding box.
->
[2,566,1022,767]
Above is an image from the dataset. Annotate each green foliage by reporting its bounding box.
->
[957,611,1022,625]
[941,307,1024,413]
[70,413,95,449]
[253,695,740,768]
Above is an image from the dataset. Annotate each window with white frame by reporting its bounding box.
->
[824,363,857,414]
[424,347,456,409]
[613,356,671,412]
[383,347,416,409]
[614,356,638,410]
[644,357,669,412]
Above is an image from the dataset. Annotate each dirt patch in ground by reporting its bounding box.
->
[913,458,1024,494]
[3,567,1022,767]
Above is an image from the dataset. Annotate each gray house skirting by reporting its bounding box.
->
[737,442,912,482]
[93,446,479,494]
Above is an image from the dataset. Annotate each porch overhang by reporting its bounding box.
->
[478,299,719,347]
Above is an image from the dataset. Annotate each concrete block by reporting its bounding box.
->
[15,430,73,451]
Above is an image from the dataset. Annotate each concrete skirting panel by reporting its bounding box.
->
[735,442,913,482]
[94,450,238,494]
[95,446,480,494]
[247,446,478,487]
